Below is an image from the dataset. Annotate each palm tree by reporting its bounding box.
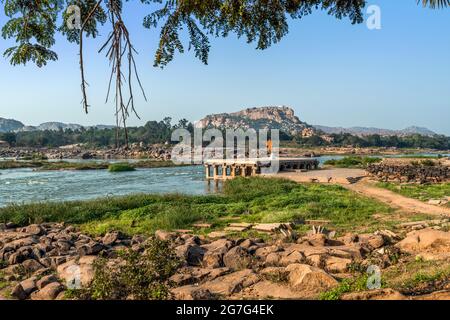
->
[419,0,450,8]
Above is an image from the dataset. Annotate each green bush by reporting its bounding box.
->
[73,238,180,300]
[108,163,136,172]
[324,156,382,168]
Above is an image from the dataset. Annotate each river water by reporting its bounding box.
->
[0,154,448,206]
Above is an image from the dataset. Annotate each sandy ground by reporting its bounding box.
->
[270,168,367,184]
[345,180,450,217]
[272,168,450,217]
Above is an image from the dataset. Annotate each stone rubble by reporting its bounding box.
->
[1,222,449,300]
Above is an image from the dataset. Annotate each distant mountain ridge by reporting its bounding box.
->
[0,118,24,133]
[0,109,442,137]
[0,118,114,133]
[313,125,437,137]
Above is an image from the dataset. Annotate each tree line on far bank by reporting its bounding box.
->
[0,118,449,151]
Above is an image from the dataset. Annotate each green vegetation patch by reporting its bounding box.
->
[319,274,376,300]
[0,177,392,236]
[108,163,136,172]
[69,238,180,300]
[0,160,182,171]
[377,182,450,204]
[383,259,450,295]
[323,156,382,168]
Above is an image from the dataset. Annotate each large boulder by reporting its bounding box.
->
[36,274,58,289]
[102,231,124,246]
[395,228,450,260]
[324,256,352,273]
[171,286,215,300]
[201,239,233,269]
[24,224,45,236]
[223,246,252,270]
[57,256,97,288]
[201,269,259,296]
[286,264,338,297]
[30,282,64,300]
[240,281,308,299]
[279,251,305,267]
[11,283,27,300]
[175,244,205,266]
[20,277,38,296]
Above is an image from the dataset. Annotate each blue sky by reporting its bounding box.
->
[0,1,449,135]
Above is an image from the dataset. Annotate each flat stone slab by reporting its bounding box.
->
[398,220,448,228]
[192,223,213,229]
[229,222,252,228]
[217,217,241,221]
[252,223,293,233]
[207,231,228,238]
[224,226,248,232]
[174,229,193,234]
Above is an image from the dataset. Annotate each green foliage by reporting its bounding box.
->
[108,163,136,172]
[324,156,382,168]
[73,238,180,300]
[1,0,366,67]
[1,0,60,67]
[420,0,450,9]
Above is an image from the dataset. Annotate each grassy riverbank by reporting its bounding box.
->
[323,156,382,168]
[0,177,396,236]
[377,182,450,205]
[0,160,180,171]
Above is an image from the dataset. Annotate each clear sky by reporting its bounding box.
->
[0,1,449,135]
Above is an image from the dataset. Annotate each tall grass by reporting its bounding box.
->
[324,156,382,168]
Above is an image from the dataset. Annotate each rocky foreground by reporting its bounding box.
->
[0,221,449,300]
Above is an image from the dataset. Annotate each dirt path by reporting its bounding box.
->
[345,180,450,217]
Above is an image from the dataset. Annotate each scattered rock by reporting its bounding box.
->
[155,230,176,241]
[102,231,123,246]
[341,288,405,300]
[171,286,215,300]
[11,283,27,300]
[57,256,97,288]
[201,269,259,296]
[286,264,338,297]
[30,282,64,300]
[223,246,252,270]
[25,224,44,236]
[36,274,58,289]
[22,259,45,273]
[175,244,205,266]
[395,228,450,260]
[20,277,38,295]
[324,256,352,273]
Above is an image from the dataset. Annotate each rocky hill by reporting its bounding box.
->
[195,106,314,136]
[0,118,24,132]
